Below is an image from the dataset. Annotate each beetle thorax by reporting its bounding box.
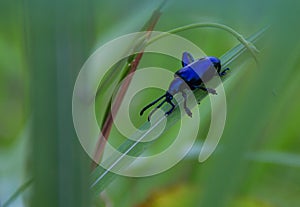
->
[167,77,185,96]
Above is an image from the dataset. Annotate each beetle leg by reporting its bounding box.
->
[165,100,175,116]
[140,94,166,116]
[181,91,192,117]
[181,52,194,67]
[147,99,166,121]
[198,86,217,95]
[219,68,230,77]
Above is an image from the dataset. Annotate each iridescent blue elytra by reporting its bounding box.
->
[140,52,229,121]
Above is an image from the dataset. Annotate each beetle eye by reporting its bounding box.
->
[214,63,221,71]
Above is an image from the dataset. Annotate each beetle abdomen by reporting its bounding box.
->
[175,67,201,88]
[175,57,218,88]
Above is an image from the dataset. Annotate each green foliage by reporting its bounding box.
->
[90,26,265,195]
[1,0,300,207]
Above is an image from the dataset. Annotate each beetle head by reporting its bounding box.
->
[208,57,221,72]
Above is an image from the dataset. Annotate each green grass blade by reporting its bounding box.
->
[2,178,34,207]
[89,26,268,195]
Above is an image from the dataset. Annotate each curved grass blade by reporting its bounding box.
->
[148,23,262,65]
[90,26,268,195]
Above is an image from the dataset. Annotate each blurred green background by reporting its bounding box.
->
[1,0,300,206]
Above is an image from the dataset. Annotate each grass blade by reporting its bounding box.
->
[2,178,34,207]
[90,26,268,195]
[92,1,166,168]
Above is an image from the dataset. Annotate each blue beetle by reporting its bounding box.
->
[140,52,229,120]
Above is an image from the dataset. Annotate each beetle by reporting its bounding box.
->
[140,52,230,121]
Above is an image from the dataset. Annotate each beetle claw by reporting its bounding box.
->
[165,110,173,117]
[207,88,217,95]
[184,107,192,117]
[165,108,173,116]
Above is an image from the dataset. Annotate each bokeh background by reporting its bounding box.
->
[1,0,300,206]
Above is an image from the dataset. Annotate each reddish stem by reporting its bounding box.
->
[91,8,162,170]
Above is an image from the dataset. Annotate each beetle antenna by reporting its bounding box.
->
[147,99,167,121]
[140,94,166,116]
